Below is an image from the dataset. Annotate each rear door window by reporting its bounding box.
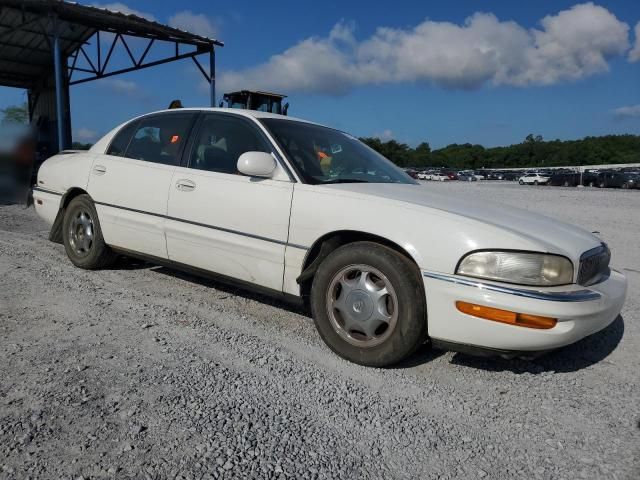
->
[106,120,138,157]
[124,113,195,166]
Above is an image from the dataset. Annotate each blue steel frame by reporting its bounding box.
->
[48,17,217,151]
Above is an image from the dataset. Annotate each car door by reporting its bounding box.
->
[165,113,294,291]
[88,111,196,258]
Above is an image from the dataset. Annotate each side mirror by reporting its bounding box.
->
[237,151,276,178]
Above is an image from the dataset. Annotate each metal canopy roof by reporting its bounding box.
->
[0,0,223,88]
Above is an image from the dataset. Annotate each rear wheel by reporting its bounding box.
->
[588,181,595,187]
[563,180,570,187]
[622,182,630,189]
[599,181,606,188]
[519,180,524,185]
[310,242,427,367]
[533,180,539,186]
[62,195,116,269]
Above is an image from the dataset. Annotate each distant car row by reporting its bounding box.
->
[519,169,640,189]
[405,167,640,189]
[406,169,485,182]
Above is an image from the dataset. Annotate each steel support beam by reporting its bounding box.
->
[214,47,216,107]
[69,48,213,85]
[52,19,66,151]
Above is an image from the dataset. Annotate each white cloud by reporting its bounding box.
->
[629,22,640,62]
[612,104,640,119]
[92,3,157,22]
[169,11,220,39]
[376,129,394,141]
[99,78,140,96]
[510,2,630,85]
[218,3,630,94]
[74,128,98,142]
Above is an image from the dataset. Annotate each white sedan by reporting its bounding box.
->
[519,173,550,185]
[429,172,450,182]
[32,109,627,367]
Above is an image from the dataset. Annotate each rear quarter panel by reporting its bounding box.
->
[36,152,96,194]
[33,152,96,225]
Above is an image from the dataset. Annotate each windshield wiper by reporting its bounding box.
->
[320,178,370,184]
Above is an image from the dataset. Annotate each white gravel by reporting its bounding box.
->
[1,182,639,479]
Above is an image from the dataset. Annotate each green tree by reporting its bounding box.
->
[0,103,28,124]
[360,133,640,169]
[410,142,431,167]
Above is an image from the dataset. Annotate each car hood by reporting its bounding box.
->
[323,183,602,259]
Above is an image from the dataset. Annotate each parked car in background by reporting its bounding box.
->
[502,171,519,181]
[404,169,419,180]
[33,108,628,366]
[581,170,600,187]
[596,171,639,189]
[417,171,431,180]
[457,172,477,182]
[548,172,581,187]
[442,170,458,180]
[519,173,549,185]
[430,172,450,182]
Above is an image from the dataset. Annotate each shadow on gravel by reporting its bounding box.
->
[112,256,154,270]
[392,344,448,369]
[150,265,311,318]
[449,315,624,374]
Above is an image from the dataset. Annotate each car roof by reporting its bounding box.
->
[89,108,327,154]
[138,107,315,125]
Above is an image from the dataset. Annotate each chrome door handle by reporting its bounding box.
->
[93,165,106,175]
[176,179,196,191]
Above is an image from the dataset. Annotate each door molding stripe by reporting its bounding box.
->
[94,200,309,250]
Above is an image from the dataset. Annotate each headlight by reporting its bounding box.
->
[456,251,573,286]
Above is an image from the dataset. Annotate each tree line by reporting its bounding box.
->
[360,134,640,169]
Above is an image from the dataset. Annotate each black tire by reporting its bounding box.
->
[588,181,595,187]
[310,242,427,367]
[519,180,524,185]
[622,182,629,189]
[563,181,570,187]
[533,180,539,186]
[599,182,605,188]
[62,194,116,269]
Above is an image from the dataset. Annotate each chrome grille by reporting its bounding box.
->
[577,244,610,286]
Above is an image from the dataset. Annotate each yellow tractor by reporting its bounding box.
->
[219,90,289,115]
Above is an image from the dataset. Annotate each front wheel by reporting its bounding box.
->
[310,242,427,367]
[63,194,116,269]
[519,180,524,185]
[533,180,539,186]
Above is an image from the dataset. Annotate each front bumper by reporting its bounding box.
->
[422,270,627,352]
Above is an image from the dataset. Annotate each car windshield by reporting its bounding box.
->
[261,119,415,185]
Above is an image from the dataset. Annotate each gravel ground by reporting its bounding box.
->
[1,182,639,479]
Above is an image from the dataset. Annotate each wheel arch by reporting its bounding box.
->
[296,229,422,298]
[49,187,90,243]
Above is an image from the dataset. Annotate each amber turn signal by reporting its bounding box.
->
[456,301,557,329]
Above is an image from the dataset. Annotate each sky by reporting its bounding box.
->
[1,0,639,148]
